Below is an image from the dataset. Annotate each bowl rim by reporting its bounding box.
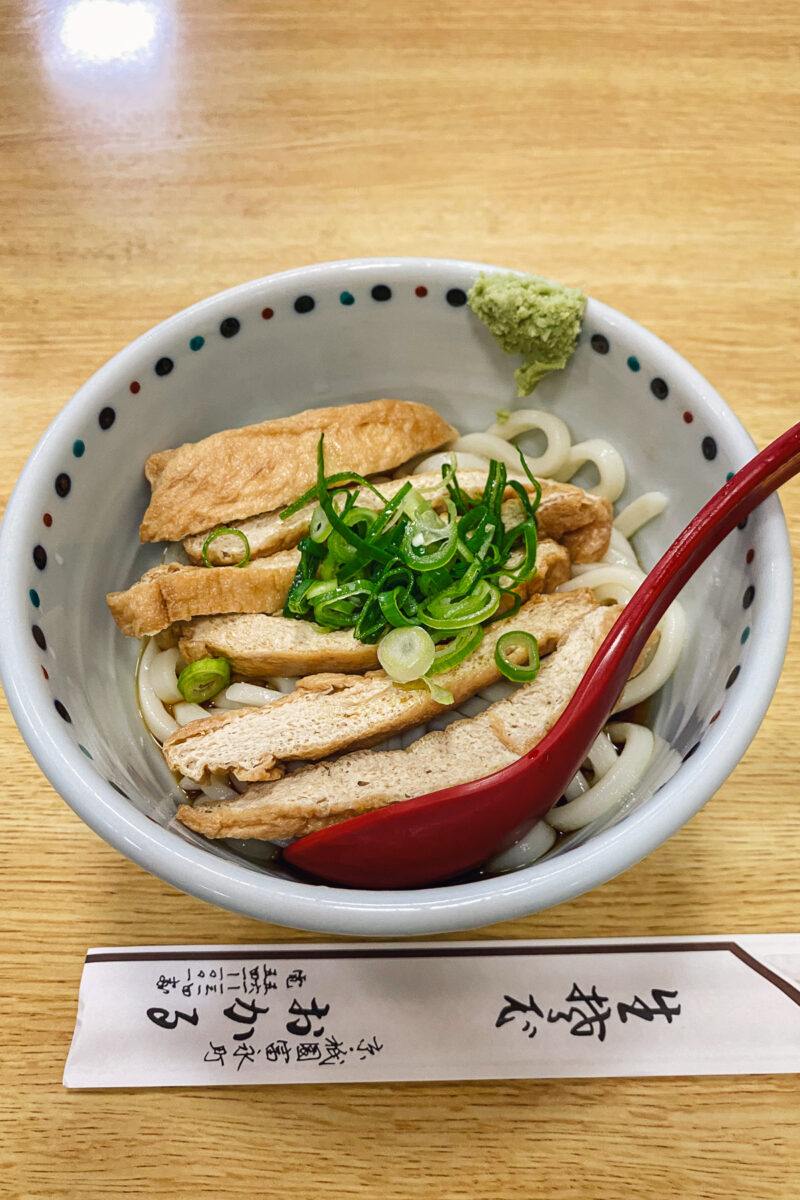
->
[0,255,792,935]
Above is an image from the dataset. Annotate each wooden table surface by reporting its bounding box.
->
[2,1,798,1196]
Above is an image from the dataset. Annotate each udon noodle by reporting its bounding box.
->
[136,408,683,873]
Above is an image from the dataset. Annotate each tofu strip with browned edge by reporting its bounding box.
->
[175,539,570,676]
[185,470,612,566]
[107,551,301,638]
[176,605,622,842]
[164,590,598,782]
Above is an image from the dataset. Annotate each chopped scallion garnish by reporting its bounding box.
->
[377,625,436,683]
[202,527,251,568]
[177,657,231,703]
[280,435,543,694]
[494,630,540,683]
[427,625,484,674]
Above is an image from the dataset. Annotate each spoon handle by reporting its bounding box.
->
[550,421,800,755]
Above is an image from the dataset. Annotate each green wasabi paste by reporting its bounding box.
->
[467,272,587,397]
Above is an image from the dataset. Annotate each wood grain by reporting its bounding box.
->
[1,0,799,1196]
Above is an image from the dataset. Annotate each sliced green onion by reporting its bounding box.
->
[455,535,475,565]
[506,478,536,518]
[315,437,392,563]
[317,554,339,581]
[377,625,435,683]
[483,589,523,626]
[202,527,251,568]
[494,631,540,682]
[328,505,379,562]
[431,556,485,604]
[482,458,507,516]
[352,600,387,644]
[278,447,544,659]
[312,581,371,628]
[514,447,543,514]
[278,471,389,521]
[420,580,501,630]
[427,625,484,675]
[423,676,454,705]
[400,486,432,520]
[497,520,539,583]
[378,586,418,628]
[283,536,326,617]
[177,657,231,703]
[306,580,338,601]
[367,481,413,541]
[278,472,357,520]
[416,566,457,597]
[415,509,450,542]
[441,458,473,513]
[400,499,458,571]
[458,508,498,559]
[309,504,332,543]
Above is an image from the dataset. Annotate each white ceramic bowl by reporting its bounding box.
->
[0,258,791,935]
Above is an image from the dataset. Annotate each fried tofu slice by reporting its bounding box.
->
[164,590,597,783]
[140,400,457,543]
[176,604,622,842]
[106,551,301,638]
[176,538,571,678]
[185,470,612,566]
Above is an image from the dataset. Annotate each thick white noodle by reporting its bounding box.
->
[586,730,619,777]
[202,775,240,803]
[486,820,558,873]
[266,676,297,694]
[179,773,240,803]
[138,638,179,741]
[564,770,590,801]
[556,559,686,711]
[550,438,627,501]
[614,601,686,712]
[556,563,644,605]
[449,432,538,471]
[213,680,295,709]
[413,450,491,473]
[149,647,183,704]
[598,527,639,567]
[223,682,285,707]
[174,701,210,725]
[486,409,573,478]
[614,491,668,538]
[478,413,624,500]
[487,723,655,867]
[546,722,656,832]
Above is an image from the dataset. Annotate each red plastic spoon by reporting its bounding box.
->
[284,422,800,890]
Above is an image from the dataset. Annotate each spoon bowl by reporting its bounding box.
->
[285,422,800,889]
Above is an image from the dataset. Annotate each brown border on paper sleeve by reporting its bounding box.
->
[84,941,800,1009]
